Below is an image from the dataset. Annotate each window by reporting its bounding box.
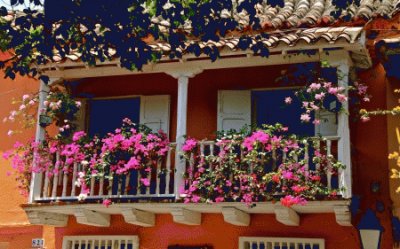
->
[218,90,337,136]
[62,236,139,249]
[83,95,170,137]
[239,237,325,249]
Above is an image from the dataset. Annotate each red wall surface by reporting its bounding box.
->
[68,63,392,249]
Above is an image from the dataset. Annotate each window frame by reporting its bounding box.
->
[62,235,139,249]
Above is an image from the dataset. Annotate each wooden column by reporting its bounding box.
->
[28,78,61,203]
[322,50,353,199]
[167,69,202,200]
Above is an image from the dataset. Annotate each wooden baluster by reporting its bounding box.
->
[125,172,130,195]
[43,170,50,198]
[165,147,172,194]
[117,175,122,196]
[99,175,104,196]
[108,168,114,196]
[200,142,205,160]
[209,143,215,156]
[146,162,152,195]
[156,159,161,195]
[315,139,321,171]
[327,139,332,190]
[137,169,141,196]
[272,147,277,171]
[304,141,309,171]
[189,151,195,185]
[90,173,95,197]
[51,153,60,198]
[71,162,78,197]
[62,163,68,197]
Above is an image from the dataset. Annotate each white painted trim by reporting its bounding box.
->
[321,51,353,199]
[62,236,139,249]
[274,204,300,226]
[239,237,325,249]
[121,208,155,227]
[29,80,51,203]
[44,52,323,79]
[222,207,250,226]
[26,210,68,227]
[74,209,110,227]
[23,200,351,227]
[171,207,201,225]
[173,74,190,199]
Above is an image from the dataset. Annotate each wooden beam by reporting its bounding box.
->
[121,208,155,227]
[222,207,250,226]
[171,207,201,225]
[26,210,68,227]
[74,209,110,227]
[274,205,300,226]
[44,52,323,79]
[334,206,352,226]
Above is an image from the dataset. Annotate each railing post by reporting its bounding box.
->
[167,69,202,200]
[323,51,353,198]
[28,78,58,203]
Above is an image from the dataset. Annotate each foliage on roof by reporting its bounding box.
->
[0,0,399,83]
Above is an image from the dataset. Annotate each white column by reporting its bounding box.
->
[28,79,59,203]
[337,62,352,199]
[175,75,189,199]
[323,50,352,199]
[167,69,202,200]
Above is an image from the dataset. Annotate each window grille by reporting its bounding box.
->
[239,237,325,249]
[62,236,139,249]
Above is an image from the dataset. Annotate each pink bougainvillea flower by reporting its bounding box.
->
[313,119,321,125]
[300,114,311,123]
[102,199,112,208]
[140,178,150,187]
[284,97,292,104]
[361,116,370,122]
[182,138,197,152]
[280,195,307,207]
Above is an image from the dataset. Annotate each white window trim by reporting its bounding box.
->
[239,236,325,249]
[62,235,139,249]
[218,87,338,136]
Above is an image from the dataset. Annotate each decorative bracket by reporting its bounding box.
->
[222,207,250,226]
[171,207,201,225]
[26,210,68,227]
[274,205,300,226]
[74,209,110,227]
[334,206,352,226]
[121,208,155,227]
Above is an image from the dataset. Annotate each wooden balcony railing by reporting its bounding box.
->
[183,136,342,196]
[37,144,177,202]
[31,135,347,203]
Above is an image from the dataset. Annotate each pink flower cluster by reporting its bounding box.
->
[180,124,343,207]
[4,118,171,200]
[285,79,370,124]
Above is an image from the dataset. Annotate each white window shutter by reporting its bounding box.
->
[140,95,170,134]
[315,109,338,136]
[74,98,87,132]
[217,90,251,131]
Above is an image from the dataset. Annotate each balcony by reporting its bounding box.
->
[24,125,351,228]
[22,50,355,228]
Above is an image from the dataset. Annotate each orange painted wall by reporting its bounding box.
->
[71,63,393,249]
[0,53,44,248]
